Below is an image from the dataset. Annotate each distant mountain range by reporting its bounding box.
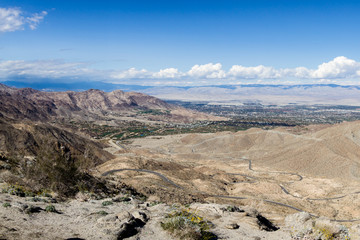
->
[0,83,221,123]
[3,81,360,105]
[142,84,360,106]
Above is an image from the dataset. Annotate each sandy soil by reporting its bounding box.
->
[98,121,360,227]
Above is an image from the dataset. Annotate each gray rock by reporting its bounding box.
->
[225,223,239,229]
[244,207,259,217]
[285,212,311,226]
[117,218,146,239]
[116,211,134,222]
[133,211,148,222]
[97,214,118,224]
[285,213,351,239]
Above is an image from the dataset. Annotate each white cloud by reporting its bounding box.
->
[26,11,47,30]
[1,56,360,85]
[188,63,226,79]
[112,68,149,79]
[153,68,182,78]
[0,60,97,79]
[229,65,281,79]
[311,56,360,79]
[0,8,23,32]
[291,67,312,78]
[0,7,47,32]
[227,57,360,80]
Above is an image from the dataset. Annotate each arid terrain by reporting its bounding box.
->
[98,121,360,222]
[1,85,360,239]
[3,1,360,239]
[0,83,222,124]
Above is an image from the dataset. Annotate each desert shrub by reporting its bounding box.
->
[2,184,48,198]
[221,205,244,213]
[161,206,217,240]
[45,205,56,213]
[290,222,351,240]
[31,197,46,202]
[119,196,131,202]
[2,202,11,208]
[113,196,132,202]
[2,184,26,197]
[102,201,113,206]
[38,189,52,197]
[25,205,42,214]
[97,210,108,216]
[148,201,162,207]
[311,225,351,240]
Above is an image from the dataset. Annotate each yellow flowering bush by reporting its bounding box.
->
[160,206,217,240]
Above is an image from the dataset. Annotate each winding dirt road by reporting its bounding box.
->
[103,140,360,222]
[102,167,360,222]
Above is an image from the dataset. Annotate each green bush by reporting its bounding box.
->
[161,207,217,240]
[102,201,113,206]
[97,210,108,216]
[148,201,162,207]
[2,202,11,208]
[222,205,244,213]
[2,184,48,198]
[3,185,26,197]
[45,205,56,213]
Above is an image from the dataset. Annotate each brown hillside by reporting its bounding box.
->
[0,84,223,123]
[164,121,360,181]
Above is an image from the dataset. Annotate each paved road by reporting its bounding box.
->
[237,158,303,182]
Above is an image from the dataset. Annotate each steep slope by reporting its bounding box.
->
[0,119,112,165]
[0,84,222,123]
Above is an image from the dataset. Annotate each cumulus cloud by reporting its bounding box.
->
[227,57,360,80]
[229,65,281,79]
[289,67,312,79]
[153,68,182,78]
[109,57,360,84]
[0,8,23,32]
[0,7,47,32]
[112,68,150,79]
[1,57,360,85]
[188,63,226,79]
[311,56,360,79]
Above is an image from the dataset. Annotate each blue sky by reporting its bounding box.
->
[1,0,360,86]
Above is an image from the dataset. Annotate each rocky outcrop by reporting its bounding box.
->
[285,212,352,239]
[1,190,357,240]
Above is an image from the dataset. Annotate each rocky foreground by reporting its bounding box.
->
[0,186,358,240]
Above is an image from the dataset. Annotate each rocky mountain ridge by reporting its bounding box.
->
[0,84,222,123]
